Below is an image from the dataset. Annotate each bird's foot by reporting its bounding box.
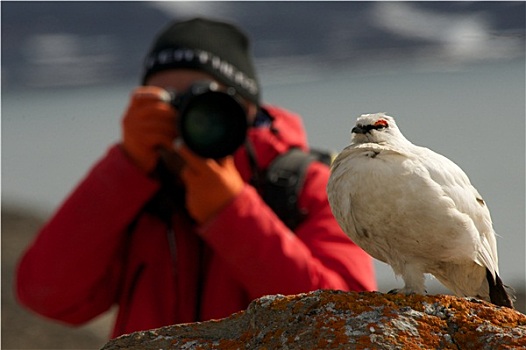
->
[387,287,427,295]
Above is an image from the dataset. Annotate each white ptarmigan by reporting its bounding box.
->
[327,113,513,308]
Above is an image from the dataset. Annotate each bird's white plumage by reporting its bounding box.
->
[327,113,500,300]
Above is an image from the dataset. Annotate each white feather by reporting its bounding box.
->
[327,113,501,300]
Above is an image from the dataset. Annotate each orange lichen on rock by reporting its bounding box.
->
[101,290,526,350]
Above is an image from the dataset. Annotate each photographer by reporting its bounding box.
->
[16,17,376,338]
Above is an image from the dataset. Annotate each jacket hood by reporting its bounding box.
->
[234,104,309,181]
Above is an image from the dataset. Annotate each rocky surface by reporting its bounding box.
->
[102,289,526,350]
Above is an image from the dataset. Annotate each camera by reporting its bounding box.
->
[169,81,248,159]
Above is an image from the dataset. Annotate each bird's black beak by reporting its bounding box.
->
[352,125,368,134]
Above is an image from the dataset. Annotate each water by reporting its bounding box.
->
[3,61,525,293]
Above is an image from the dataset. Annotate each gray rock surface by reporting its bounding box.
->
[102,289,526,350]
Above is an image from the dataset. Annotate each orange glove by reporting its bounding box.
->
[121,86,177,174]
[177,146,245,224]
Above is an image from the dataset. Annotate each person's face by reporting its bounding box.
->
[145,69,258,121]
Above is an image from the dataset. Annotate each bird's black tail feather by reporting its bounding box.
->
[486,268,514,309]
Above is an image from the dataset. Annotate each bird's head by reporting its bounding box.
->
[350,113,409,146]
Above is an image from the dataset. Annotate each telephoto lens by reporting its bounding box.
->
[173,81,248,159]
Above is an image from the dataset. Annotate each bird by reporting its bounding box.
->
[327,113,513,308]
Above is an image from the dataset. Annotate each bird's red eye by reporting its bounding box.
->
[374,119,388,128]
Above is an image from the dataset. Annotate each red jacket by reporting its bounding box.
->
[16,105,376,338]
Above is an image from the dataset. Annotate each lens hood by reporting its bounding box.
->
[177,82,248,159]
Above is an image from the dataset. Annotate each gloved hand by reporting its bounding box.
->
[176,146,245,224]
[121,86,177,174]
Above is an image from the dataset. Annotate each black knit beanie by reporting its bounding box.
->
[142,17,260,105]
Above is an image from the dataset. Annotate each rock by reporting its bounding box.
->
[101,290,526,350]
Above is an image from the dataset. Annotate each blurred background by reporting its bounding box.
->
[2,1,525,349]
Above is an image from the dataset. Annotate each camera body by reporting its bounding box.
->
[169,81,248,159]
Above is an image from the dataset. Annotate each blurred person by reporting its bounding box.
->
[16,17,376,338]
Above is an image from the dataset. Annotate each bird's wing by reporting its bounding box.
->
[416,146,499,275]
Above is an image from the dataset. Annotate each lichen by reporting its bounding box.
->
[101,290,526,350]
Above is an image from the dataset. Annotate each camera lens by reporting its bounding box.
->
[179,90,248,159]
